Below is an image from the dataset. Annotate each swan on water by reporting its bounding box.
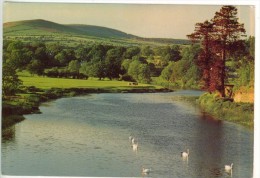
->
[225,163,233,172]
[132,138,137,144]
[181,149,189,158]
[129,136,136,144]
[142,167,151,175]
[132,143,138,151]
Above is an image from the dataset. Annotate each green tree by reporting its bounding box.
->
[68,60,81,78]
[167,45,182,62]
[124,46,140,59]
[54,49,75,66]
[169,45,201,88]
[91,61,107,80]
[138,64,151,83]
[6,41,23,52]
[105,48,124,79]
[68,60,80,73]
[79,61,90,76]
[160,62,175,81]
[5,41,32,69]
[2,63,22,97]
[27,59,44,75]
[87,44,107,60]
[121,59,132,73]
[75,46,91,62]
[141,45,153,56]
[128,60,140,81]
[128,59,151,83]
[46,43,62,58]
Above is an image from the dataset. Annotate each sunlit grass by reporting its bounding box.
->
[18,72,162,90]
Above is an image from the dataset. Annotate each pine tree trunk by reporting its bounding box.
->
[220,49,226,97]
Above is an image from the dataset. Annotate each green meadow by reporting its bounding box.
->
[18,71,162,90]
[2,72,167,129]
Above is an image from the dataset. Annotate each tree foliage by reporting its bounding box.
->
[170,45,201,88]
[2,36,183,88]
[188,5,247,96]
[127,59,151,83]
[2,63,22,97]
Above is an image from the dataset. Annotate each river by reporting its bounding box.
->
[1,90,253,177]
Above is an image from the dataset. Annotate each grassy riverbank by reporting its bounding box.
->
[198,93,254,128]
[2,75,171,129]
[2,74,254,130]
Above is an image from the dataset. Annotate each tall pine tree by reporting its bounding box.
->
[211,5,246,97]
[188,5,246,97]
[187,20,214,90]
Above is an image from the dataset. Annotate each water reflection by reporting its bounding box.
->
[2,126,16,143]
[193,112,224,177]
[1,92,253,177]
[209,167,223,177]
[200,112,222,124]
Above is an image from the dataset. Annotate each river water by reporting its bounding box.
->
[1,90,253,177]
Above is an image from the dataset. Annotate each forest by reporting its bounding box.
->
[2,35,254,97]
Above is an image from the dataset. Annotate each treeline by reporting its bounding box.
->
[2,40,185,95]
[2,40,183,79]
[158,36,254,90]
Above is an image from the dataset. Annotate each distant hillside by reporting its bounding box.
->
[3,19,135,38]
[67,24,136,39]
[3,19,190,45]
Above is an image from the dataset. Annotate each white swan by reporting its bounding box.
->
[225,163,233,172]
[131,137,136,144]
[129,136,136,144]
[142,167,151,175]
[181,149,189,158]
[132,143,138,151]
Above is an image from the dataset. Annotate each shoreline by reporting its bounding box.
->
[197,93,254,129]
[2,87,173,129]
[2,87,254,130]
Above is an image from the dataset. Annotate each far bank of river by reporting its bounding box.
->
[2,87,172,129]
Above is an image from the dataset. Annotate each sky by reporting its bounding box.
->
[3,2,255,39]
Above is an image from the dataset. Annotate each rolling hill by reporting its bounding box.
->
[3,19,136,38]
[3,19,190,45]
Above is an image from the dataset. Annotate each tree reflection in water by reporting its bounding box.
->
[2,126,16,143]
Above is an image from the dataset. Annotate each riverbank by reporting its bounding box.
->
[2,87,254,130]
[197,92,254,128]
[2,86,172,129]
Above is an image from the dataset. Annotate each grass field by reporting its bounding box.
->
[19,72,162,90]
